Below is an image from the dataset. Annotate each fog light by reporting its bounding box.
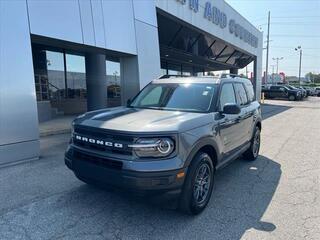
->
[177,172,185,179]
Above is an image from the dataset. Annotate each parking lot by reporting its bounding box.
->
[0,98,319,240]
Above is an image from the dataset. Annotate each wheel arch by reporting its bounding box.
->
[184,138,220,170]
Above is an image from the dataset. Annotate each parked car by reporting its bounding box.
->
[65,75,262,215]
[315,87,320,97]
[302,86,315,96]
[262,85,302,101]
[296,86,308,98]
[285,85,305,98]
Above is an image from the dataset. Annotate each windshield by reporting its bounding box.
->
[130,83,217,112]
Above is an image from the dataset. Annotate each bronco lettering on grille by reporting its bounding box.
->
[75,135,123,148]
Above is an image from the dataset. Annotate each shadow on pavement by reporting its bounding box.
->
[261,103,291,120]
[48,155,281,240]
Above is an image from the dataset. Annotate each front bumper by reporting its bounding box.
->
[65,147,187,195]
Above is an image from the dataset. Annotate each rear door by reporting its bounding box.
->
[233,82,252,146]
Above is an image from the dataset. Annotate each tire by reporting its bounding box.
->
[179,152,214,215]
[288,95,295,101]
[243,126,261,161]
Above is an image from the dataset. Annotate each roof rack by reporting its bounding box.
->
[220,73,247,79]
[158,74,191,79]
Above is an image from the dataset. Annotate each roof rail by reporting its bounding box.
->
[220,73,248,79]
[158,74,191,79]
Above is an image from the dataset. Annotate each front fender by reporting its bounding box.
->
[183,136,221,169]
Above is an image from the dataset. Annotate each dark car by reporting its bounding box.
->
[262,85,301,101]
[65,76,262,215]
[287,86,307,98]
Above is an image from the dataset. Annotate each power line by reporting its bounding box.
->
[280,16,319,18]
[270,46,320,50]
[258,22,320,26]
[270,34,320,38]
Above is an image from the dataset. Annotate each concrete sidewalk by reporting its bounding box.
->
[39,115,76,137]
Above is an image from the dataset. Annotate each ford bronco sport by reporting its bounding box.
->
[65,75,262,214]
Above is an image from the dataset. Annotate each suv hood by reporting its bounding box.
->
[75,107,212,133]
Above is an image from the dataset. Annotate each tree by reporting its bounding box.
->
[305,72,320,83]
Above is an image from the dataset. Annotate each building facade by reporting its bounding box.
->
[0,0,263,164]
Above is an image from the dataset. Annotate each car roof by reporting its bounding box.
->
[152,75,253,85]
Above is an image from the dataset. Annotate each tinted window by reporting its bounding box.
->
[234,83,248,106]
[219,83,236,110]
[131,83,217,112]
[244,82,255,102]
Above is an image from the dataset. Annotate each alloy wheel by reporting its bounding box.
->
[193,162,211,205]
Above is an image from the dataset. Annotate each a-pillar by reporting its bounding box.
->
[85,53,107,111]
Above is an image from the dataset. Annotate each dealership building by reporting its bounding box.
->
[0,0,263,164]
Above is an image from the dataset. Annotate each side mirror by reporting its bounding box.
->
[126,98,132,106]
[222,103,241,115]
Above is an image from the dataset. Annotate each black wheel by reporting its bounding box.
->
[288,95,295,101]
[243,126,261,161]
[179,152,214,215]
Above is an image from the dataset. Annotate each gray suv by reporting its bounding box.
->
[65,75,262,214]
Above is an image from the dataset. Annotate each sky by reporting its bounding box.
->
[225,0,320,77]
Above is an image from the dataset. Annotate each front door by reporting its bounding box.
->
[217,83,241,154]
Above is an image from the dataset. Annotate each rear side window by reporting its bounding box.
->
[219,83,236,110]
[234,83,248,106]
[244,83,255,102]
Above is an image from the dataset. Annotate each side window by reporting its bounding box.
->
[244,83,255,102]
[234,83,248,106]
[219,83,236,110]
[140,86,163,106]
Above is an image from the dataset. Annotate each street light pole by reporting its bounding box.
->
[295,46,302,86]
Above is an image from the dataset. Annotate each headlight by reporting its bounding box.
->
[129,138,175,158]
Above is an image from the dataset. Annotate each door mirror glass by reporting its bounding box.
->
[223,103,241,115]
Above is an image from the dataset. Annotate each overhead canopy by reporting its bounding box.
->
[157,11,254,72]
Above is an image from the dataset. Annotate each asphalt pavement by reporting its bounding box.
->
[0,98,319,240]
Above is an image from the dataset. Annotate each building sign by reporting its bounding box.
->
[204,2,227,29]
[176,0,259,48]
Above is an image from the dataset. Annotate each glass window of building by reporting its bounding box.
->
[66,54,86,99]
[46,50,66,101]
[106,60,121,107]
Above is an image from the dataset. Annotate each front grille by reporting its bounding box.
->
[73,126,134,155]
[74,150,123,170]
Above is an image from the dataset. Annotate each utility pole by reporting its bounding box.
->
[272,57,284,74]
[265,11,271,84]
[295,46,302,86]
